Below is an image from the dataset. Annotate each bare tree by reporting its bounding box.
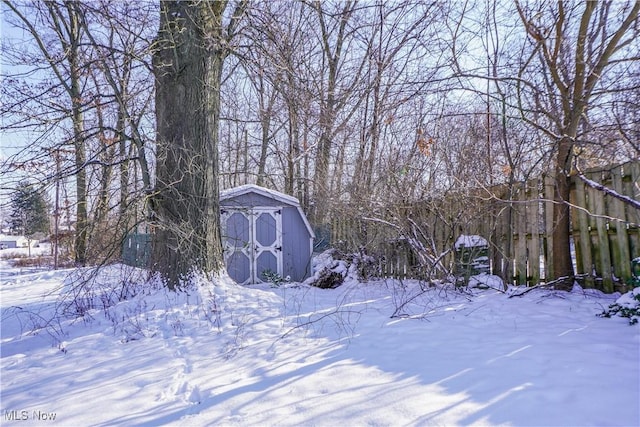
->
[514,0,639,287]
[3,0,157,266]
[3,0,94,265]
[78,0,156,220]
[239,0,317,205]
[308,0,358,224]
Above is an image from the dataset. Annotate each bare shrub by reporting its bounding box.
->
[310,270,344,289]
[56,265,147,318]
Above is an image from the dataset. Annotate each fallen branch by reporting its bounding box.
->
[508,275,580,298]
[508,282,555,298]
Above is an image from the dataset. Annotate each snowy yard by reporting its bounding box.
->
[1,252,639,426]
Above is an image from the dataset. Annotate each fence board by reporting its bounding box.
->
[492,187,512,280]
[543,175,555,281]
[611,164,631,284]
[514,183,528,284]
[571,175,594,288]
[627,162,640,275]
[503,200,514,280]
[588,170,614,292]
[526,179,541,285]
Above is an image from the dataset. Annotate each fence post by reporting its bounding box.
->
[543,175,555,282]
[627,162,640,268]
[590,170,613,293]
[610,164,632,288]
[526,178,541,284]
[510,182,525,285]
[571,174,594,288]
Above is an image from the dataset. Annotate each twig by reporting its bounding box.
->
[508,275,580,298]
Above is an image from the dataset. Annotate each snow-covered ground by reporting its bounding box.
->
[1,252,639,426]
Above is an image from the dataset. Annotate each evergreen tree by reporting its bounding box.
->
[10,181,50,237]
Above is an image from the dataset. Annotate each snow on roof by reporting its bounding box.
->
[220,184,301,207]
[455,234,488,249]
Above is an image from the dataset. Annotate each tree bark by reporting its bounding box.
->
[551,136,575,289]
[151,0,229,288]
[61,1,89,266]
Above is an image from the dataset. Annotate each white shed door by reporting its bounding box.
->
[222,208,282,284]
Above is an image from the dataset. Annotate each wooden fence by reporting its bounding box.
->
[570,162,640,291]
[328,161,640,292]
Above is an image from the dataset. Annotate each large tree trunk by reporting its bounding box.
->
[151,1,227,288]
[552,136,575,289]
[65,2,88,266]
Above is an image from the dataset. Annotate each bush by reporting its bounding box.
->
[311,269,344,289]
[11,255,52,268]
[599,287,640,325]
[261,269,288,287]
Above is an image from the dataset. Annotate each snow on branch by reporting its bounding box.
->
[576,172,640,211]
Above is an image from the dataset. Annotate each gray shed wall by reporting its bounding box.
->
[282,206,312,281]
[221,191,313,283]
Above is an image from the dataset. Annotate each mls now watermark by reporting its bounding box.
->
[4,410,57,422]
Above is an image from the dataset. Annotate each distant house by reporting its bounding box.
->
[0,235,38,249]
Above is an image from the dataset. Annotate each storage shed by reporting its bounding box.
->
[220,185,315,285]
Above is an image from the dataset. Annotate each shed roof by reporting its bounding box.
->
[220,184,315,238]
